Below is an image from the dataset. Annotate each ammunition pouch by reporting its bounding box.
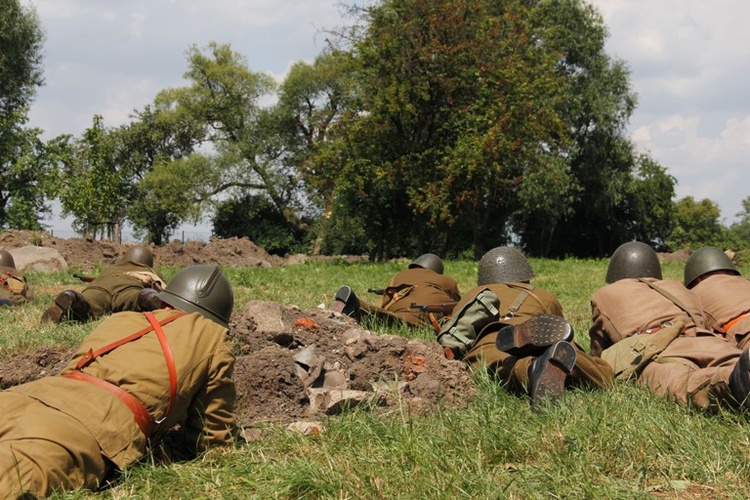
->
[601,320,684,381]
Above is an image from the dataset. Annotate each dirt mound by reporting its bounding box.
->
[0,302,476,427]
[0,230,282,270]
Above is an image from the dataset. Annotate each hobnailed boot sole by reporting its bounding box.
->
[495,313,573,355]
[528,340,577,407]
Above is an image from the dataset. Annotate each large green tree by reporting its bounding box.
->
[0,0,48,228]
[667,196,724,251]
[317,0,572,259]
[521,0,675,257]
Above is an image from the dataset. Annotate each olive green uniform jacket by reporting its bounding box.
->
[358,268,461,328]
[461,283,613,394]
[81,261,166,318]
[0,265,34,305]
[0,309,236,498]
[590,277,741,409]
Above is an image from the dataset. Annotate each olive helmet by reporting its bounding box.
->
[605,241,662,284]
[409,253,444,274]
[684,246,739,288]
[122,245,154,268]
[477,246,535,285]
[156,265,233,328]
[0,250,15,269]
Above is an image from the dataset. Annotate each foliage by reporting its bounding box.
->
[56,116,133,239]
[315,0,574,259]
[0,0,47,228]
[213,193,310,255]
[130,154,218,245]
[518,0,675,258]
[666,196,725,251]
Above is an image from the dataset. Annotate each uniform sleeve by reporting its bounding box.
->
[185,338,237,452]
[589,300,613,357]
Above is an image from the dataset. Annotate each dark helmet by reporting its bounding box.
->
[0,250,15,269]
[605,241,662,284]
[409,253,444,274]
[122,245,154,267]
[156,265,233,328]
[477,246,536,285]
[684,246,739,288]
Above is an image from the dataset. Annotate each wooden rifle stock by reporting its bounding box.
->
[73,273,95,283]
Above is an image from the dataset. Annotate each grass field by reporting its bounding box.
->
[4,257,750,499]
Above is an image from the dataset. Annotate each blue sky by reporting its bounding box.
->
[22,0,750,234]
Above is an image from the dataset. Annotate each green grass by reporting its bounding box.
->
[7,258,750,498]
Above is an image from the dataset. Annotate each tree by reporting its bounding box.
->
[320,0,572,259]
[517,0,674,257]
[129,154,218,245]
[57,116,133,240]
[667,196,724,251]
[0,0,46,227]
[155,43,311,233]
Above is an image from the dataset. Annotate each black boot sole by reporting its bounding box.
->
[496,314,573,355]
[529,340,577,407]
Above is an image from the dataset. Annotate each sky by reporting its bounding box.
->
[20,0,750,235]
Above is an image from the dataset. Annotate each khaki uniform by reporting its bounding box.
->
[358,268,461,328]
[0,309,236,497]
[82,261,166,319]
[461,283,612,393]
[0,265,34,306]
[590,277,741,409]
[692,274,750,349]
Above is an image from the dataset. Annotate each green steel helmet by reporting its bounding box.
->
[122,245,154,267]
[409,253,444,274]
[156,265,233,328]
[0,250,15,269]
[684,246,740,288]
[477,246,536,285]
[605,241,662,284]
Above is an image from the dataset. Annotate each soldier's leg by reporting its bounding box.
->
[568,347,614,389]
[0,393,107,497]
[80,286,112,318]
[638,336,739,409]
[40,290,92,323]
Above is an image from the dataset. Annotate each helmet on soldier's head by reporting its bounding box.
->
[477,246,535,285]
[605,241,662,284]
[122,245,154,267]
[409,253,444,274]
[684,246,739,288]
[156,265,233,328]
[0,250,15,269]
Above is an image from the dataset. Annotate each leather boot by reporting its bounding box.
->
[495,314,573,356]
[41,290,91,323]
[331,285,360,316]
[729,348,750,407]
[528,340,577,407]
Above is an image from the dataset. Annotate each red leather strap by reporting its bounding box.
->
[144,311,178,427]
[64,370,155,437]
[68,311,187,438]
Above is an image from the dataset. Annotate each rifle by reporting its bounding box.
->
[73,273,96,283]
[368,288,386,295]
[410,302,457,315]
